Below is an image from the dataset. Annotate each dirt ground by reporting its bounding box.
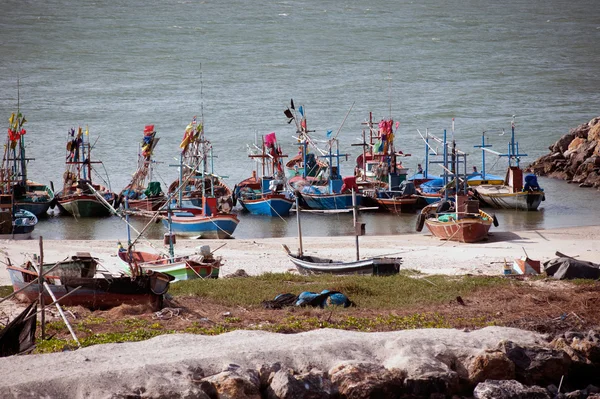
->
[4,277,597,350]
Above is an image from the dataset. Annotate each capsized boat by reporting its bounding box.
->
[120,125,166,212]
[6,252,173,310]
[235,132,293,217]
[55,126,117,217]
[1,95,55,217]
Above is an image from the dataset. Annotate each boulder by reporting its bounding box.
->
[497,341,571,386]
[473,380,550,399]
[266,368,335,399]
[329,362,405,399]
[201,365,261,399]
[468,351,516,384]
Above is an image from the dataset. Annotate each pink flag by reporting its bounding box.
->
[265,132,277,146]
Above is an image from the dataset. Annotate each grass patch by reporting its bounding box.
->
[0,285,13,298]
[170,272,509,309]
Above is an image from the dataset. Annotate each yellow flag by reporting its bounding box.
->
[85,126,89,135]
[8,113,15,125]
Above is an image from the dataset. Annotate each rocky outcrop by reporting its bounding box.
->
[1,327,600,398]
[527,117,600,188]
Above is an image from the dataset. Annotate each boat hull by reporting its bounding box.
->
[300,193,363,210]
[474,186,544,211]
[7,266,169,310]
[288,254,401,276]
[127,197,167,212]
[367,196,418,214]
[165,211,239,239]
[14,181,55,217]
[57,194,114,217]
[422,206,494,243]
[239,195,294,216]
[118,251,220,281]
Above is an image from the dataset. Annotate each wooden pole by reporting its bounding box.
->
[38,236,45,340]
[352,189,359,261]
[295,194,303,256]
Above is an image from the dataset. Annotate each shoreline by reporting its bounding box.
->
[2,224,600,286]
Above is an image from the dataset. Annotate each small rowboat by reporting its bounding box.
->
[285,249,401,276]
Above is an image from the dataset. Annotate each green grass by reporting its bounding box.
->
[0,285,13,298]
[170,271,510,309]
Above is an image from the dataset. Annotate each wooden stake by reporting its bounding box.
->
[38,237,45,340]
[295,194,303,256]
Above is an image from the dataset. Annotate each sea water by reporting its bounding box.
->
[1,0,599,240]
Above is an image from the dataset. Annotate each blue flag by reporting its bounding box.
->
[326,130,333,138]
[298,106,304,117]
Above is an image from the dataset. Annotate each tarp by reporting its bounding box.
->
[544,257,600,280]
[144,182,162,197]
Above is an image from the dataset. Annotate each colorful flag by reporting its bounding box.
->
[298,106,304,117]
[192,116,197,125]
[265,132,277,146]
[326,130,333,138]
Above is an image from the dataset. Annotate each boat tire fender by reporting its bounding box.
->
[415,213,425,232]
[492,214,499,227]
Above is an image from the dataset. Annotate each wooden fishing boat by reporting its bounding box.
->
[362,185,419,214]
[6,252,173,310]
[235,132,294,217]
[165,204,239,239]
[284,192,402,275]
[55,126,117,217]
[418,200,495,243]
[416,124,497,243]
[1,91,55,217]
[286,251,401,276]
[168,116,234,213]
[118,246,221,281]
[472,121,545,211]
[120,125,166,212]
[0,194,37,239]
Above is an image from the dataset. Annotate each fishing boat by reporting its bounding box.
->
[0,194,37,239]
[1,88,55,217]
[165,116,239,238]
[284,192,402,275]
[283,99,328,178]
[6,252,173,310]
[467,131,504,187]
[416,127,497,243]
[355,113,418,213]
[120,125,166,212]
[235,132,293,217]
[55,126,117,217]
[117,245,221,281]
[168,116,234,213]
[472,120,545,211]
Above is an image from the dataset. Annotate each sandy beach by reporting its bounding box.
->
[2,225,599,284]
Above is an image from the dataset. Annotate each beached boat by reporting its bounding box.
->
[118,245,221,281]
[286,251,401,276]
[235,132,294,217]
[1,94,54,217]
[416,133,497,243]
[418,200,495,243]
[120,125,166,212]
[168,116,234,213]
[0,194,37,239]
[284,192,402,275]
[6,252,173,310]
[55,126,117,217]
[472,121,545,211]
[165,205,239,239]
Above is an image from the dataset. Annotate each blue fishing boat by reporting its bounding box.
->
[0,194,38,239]
[165,116,239,238]
[235,132,294,217]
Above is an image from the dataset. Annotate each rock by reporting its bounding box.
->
[201,367,261,399]
[468,351,515,384]
[498,341,571,386]
[329,362,405,399]
[257,362,282,389]
[588,120,600,142]
[266,368,335,399]
[473,380,550,399]
[224,269,250,278]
